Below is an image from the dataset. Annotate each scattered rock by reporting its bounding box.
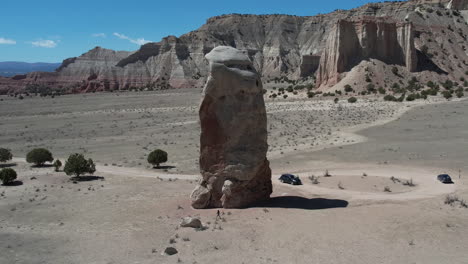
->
[163,247,178,256]
[180,217,202,228]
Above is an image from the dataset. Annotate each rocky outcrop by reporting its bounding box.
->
[317,17,417,87]
[191,46,272,209]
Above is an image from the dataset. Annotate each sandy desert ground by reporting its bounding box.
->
[1,90,468,264]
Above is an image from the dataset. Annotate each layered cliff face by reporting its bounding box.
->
[317,18,417,87]
[0,0,467,94]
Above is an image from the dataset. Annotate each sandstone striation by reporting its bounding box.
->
[191,46,272,209]
[317,17,417,87]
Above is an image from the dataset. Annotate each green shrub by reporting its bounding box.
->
[64,153,96,178]
[53,159,62,172]
[365,74,371,83]
[0,168,17,185]
[441,80,454,90]
[307,92,315,98]
[148,149,168,168]
[406,94,417,101]
[391,67,399,76]
[384,95,397,101]
[26,148,53,166]
[344,85,353,92]
[348,97,357,103]
[378,87,386,94]
[334,98,339,104]
[0,148,13,163]
[427,81,436,88]
[456,91,464,98]
[442,90,453,100]
[366,83,376,93]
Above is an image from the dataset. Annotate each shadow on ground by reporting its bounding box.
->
[0,163,17,168]
[1,181,23,187]
[31,164,54,168]
[71,176,105,182]
[153,165,176,170]
[252,196,349,210]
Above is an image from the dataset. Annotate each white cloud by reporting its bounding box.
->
[0,37,16,45]
[31,39,57,48]
[92,33,106,38]
[113,32,151,45]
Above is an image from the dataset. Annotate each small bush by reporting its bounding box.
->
[53,159,62,172]
[378,87,386,94]
[391,67,399,76]
[384,186,392,192]
[366,83,376,93]
[0,148,13,163]
[445,195,468,208]
[442,90,453,100]
[309,175,320,184]
[26,148,53,166]
[348,97,357,103]
[338,182,345,190]
[344,85,353,92]
[148,149,168,168]
[384,95,397,102]
[0,168,17,185]
[406,93,417,101]
[64,153,96,178]
[334,98,339,104]
[402,179,416,187]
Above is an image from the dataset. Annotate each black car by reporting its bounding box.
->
[437,174,453,184]
[279,174,302,185]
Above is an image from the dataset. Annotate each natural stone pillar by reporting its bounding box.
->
[191,46,272,209]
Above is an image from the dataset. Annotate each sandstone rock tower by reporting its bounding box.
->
[191,46,272,209]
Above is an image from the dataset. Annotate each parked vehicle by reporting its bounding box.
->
[437,174,453,184]
[279,174,302,185]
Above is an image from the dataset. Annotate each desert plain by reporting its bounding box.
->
[1,90,468,264]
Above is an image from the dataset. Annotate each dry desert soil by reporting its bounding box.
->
[1,90,467,264]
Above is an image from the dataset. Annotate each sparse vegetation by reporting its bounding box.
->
[348,97,357,103]
[63,153,96,178]
[445,195,467,208]
[148,149,168,168]
[0,148,13,163]
[338,181,344,190]
[402,179,416,187]
[344,84,353,93]
[309,175,320,184]
[26,148,53,167]
[0,168,17,185]
[53,159,62,172]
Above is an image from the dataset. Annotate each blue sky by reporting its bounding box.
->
[0,0,382,63]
